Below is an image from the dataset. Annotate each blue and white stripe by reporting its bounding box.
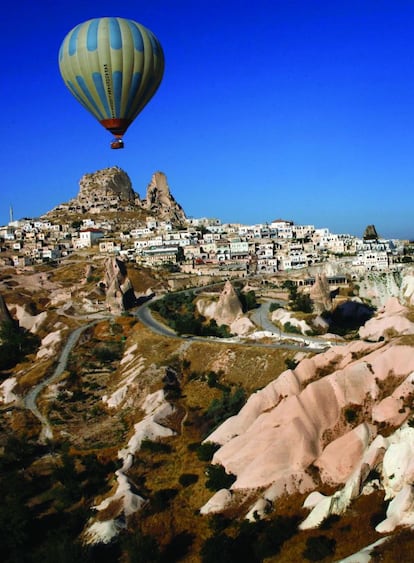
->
[59,17,164,124]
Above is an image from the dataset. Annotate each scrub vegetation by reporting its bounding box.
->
[150,291,232,337]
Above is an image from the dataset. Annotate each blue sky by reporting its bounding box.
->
[2,1,414,239]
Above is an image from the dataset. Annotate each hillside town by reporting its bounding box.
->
[1,211,411,272]
[2,167,414,562]
[0,169,412,276]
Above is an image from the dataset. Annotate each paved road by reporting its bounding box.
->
[249,300,337,348]
[24,293,330,441]
[135,301,179,338]
[24,323,94,441]
[250,300,284,334]
[135,297,330,353]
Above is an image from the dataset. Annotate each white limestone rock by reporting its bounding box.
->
[200,489,233,515]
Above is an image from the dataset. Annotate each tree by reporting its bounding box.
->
[205,464,236,491]
[121,530,160,563]
[237,289,258,312]
[201,533,234,563]
[302,535,336,561]
[282,280,313,313]
[195,442,220,461]
[71,220,82,230]
[0,321,39,370]
[0,474,31,562]
[292,292,313,313]
[206,387,246,430]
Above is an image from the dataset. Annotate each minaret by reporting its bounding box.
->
[9,205,13,224]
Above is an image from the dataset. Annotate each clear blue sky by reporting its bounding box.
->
[2,1,414,239]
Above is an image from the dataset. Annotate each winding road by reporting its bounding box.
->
[24,292,330,439]
[135,296,330,353]
[24,323,94,441]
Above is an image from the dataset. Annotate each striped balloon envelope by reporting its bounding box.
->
[58,17,165,149]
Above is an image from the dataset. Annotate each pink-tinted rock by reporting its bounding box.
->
[203,301,414,526]
[207,343,414,493]
[359,297,414,341]
[315,423,377,485]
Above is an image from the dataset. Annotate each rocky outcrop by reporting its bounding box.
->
[309,273,332,314]
[271,307,312,335]
[358,268,414,308]
[103,257,136,314]
[48,167,186,226]
[400,266,414,306]
[363,224,379,240]
[359,297,414,341]
[214,281,244,325]
[141,171,186,224]
[196,281,254,335]
[0,294,14,325]
[85,389,175,545]
[201,299,414,534]
[78,167,138,204]
[8,304,48,334]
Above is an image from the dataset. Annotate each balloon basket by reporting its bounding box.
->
[111,139,124,150]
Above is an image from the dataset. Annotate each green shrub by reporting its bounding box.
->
[0,320,40,370]
[282,281,313,313]
[141,439,172,454]
[195,442,220,461]
[201,514,299,562]
[205,387,246,431]
[283,322,301,334]
[150,488,178,513]
[94,342,123,363]
[292,293,313,313]
[285,358,299,370]
[121,530,160,563]
[162,531,194,561]
[178,473,199,487]
[237,289,258,312]
[149,292,231,338]
[302,535,336,561]
[205,464,236,491]
[201,533,235,563]
[253,515,299,559]
[208,514,232,534]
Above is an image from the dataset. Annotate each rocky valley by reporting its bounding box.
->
[1,168,414,562]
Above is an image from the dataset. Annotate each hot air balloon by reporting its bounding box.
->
[58,17,164,149]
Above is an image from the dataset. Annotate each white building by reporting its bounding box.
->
[353,251,389,271]
[230,239,249,258]
[271,220,294,239]
[74,228,104,248]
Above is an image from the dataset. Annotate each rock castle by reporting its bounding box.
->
[49,167,186,226]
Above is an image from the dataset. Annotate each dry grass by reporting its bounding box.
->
[15,356,57,393]
[126,419,213,557]
[1,299,316,560]
[4,257,414,560]
[372,527,414,561]
[270,491,387,562]
[40,318,142,449]
[398,333,414,346]
[7,407,42,439]
[126,264,166,293]
[182,341,294,395]
[97,326,305,560]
